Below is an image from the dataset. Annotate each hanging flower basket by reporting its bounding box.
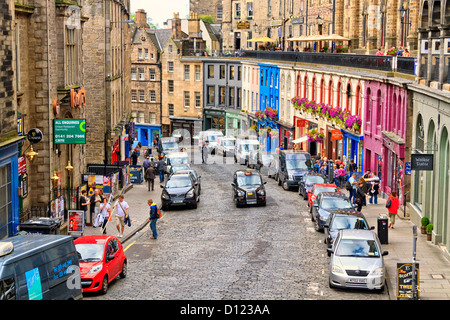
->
[255,110,265,120]
[308,129,324,143]
[264,107,278,119]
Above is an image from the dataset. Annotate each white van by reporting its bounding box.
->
[198,130,224,153]
[216,137,236,157]
[234,138,260,165]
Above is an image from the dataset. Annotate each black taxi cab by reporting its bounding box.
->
[232,169,267,207]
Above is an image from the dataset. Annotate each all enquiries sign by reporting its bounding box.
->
[54,119,86,145]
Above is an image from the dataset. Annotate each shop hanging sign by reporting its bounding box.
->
[411,154,434,171]
[27,128,43,144]
[54,119,86,144]
[70,87,86,109]
[331,130,342,141]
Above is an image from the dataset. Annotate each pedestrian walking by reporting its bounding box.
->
[112,195,129,238]
[156,156,166,183]
[143,156,151,171]
[99,197,111,234]
[79,190,90,227]
[355,181,365,212]
[348,159,357,177]
[386,191,400,229]
[369,178,380,204]
[145,165,156,191]
[131,150,138,166]
[90,188,103,226]
[359,177,368,206]
[202,141,208,164]
[148,199,159,239]
[348,173,358,203]
[338,165,346,189]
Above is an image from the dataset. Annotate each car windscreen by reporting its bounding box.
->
[314,186,339,195]
[166,176,192,188]
[305,175,325,185]
[75,244,104,262]
[321,197,353,210]
[208,135,222,142]
[222,140,235,146]
[170,157,188,165]
[286,155,313,170]
[172,165,190,173]
[331,216,369,230]
[242,144,259,152]
[162,142,178,150]
[335,239,380,258]
[237,174,262,187]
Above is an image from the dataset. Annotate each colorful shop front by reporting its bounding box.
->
[341,128,364,176]
[132,123,162,149]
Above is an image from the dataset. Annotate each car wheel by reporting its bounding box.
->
[191,201,198,209]
[119,260,127,279]
[282,180,289,191]
[314,218,322,232]
[100,275,109,295]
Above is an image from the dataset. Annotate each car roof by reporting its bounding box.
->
[74,235,114,245]
[235,169,261,176]
[321,191,346,197]
[314,184,338,188]
[339,229,377,240]
[331,210,365,217]
[170,172,192,177]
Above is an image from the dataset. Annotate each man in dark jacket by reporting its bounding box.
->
[156,156,166,182]
[145,165,156,191]
[148,199,159,239]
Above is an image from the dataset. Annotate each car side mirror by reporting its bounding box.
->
[107,254,115,262]
[382,251,389,256]
[370,226,375,230]
[327,248,334,255]
[160,185,164,188]
[231,183,236,187]
[263,181,267,184]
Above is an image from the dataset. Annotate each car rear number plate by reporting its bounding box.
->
[348,278,367,283]
[247,200,257,204]
[173,200,184,204]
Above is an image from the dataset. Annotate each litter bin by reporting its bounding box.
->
[19,217,61,235]
[377,216,389,244]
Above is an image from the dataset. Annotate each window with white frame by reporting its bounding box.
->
[150,90,156,102]
[149,112,156,124]
[145,48,149,59]
[168,61,174,72]
[195,92,201,108]
[131,90,137,102]
[131,68,137,80]
[139,90,145,102]
[138,48,143,59]
[168,80,174,93]
[184,65,190,81]
[149,68,156,81]
[139,68,145,80]
[195,65,201,81]
[184,91,190,107]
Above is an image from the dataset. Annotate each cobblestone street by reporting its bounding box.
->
[85,151,388,300]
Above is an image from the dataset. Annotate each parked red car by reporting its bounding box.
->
[74,235,127,294]
[307,183,340,210]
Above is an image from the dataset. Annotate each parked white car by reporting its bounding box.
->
[216,137,236,157]
[234,139,260,165]
[198,130,224,154]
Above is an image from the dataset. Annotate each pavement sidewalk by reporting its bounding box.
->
[361,196,450,300]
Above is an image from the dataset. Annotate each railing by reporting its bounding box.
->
[182,49,416,76]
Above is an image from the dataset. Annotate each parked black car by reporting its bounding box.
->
[175,169,201,195]
[311,192,355,232]
[161,172,200,210]
[232,169,267,207]
[277,150,313,191]
[324,210,374,251]
[298,173,326,200]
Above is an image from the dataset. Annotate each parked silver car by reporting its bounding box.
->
[327,229,388,291]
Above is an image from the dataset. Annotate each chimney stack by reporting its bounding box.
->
[172,12,182,39]
[135,9,149,28]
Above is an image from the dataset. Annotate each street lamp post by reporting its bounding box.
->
[65,161,73,210]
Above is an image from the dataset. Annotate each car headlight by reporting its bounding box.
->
[186,189,194,198]
[237,191,245,197]
[331,264,345,275]
[370,267,384,276]
[288,174,293,180]
[162,191,170,200]
[257,189,265,196]
[88,264,103,274]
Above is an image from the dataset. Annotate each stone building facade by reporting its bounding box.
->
[0,0,131,234]
[190,0,223,23]
[130,10,164,148]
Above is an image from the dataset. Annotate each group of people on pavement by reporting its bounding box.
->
[313,153,400,228]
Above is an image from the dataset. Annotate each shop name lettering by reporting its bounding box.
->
[180,304,269,317]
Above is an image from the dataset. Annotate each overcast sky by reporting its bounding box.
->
[130,0,189,28]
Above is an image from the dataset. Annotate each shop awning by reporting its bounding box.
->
[248,37,276,43]
[293,136,309,144]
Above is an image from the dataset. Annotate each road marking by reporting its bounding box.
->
[124,240,136,252]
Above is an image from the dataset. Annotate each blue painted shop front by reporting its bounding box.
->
[132,124,162,149]
[341,129,364,176]
[0,140,22,239]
